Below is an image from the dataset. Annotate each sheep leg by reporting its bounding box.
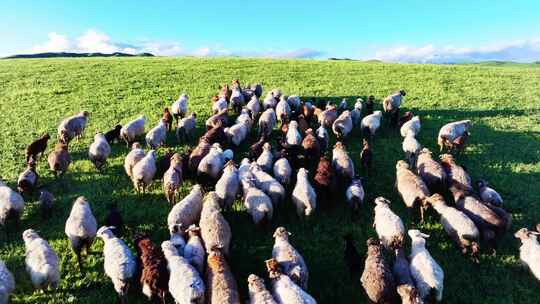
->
[419,205,425,224]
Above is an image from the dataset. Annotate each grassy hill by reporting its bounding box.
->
[0,57,539,303]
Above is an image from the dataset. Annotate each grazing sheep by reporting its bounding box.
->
[360,139,372,171]
[514,228,540,281]
[292,168,317,218]
[105,202,123,237]
[97,226,136,304]
[360,238,397,303]
[176,113,197,142]
[346,177,364,211]
[189,141,212,173]
[416,148,447,194]
[314,157,336,207]
[273,157,292,187]
[0,181,25,234]
[332,142,355,182]
[317,105,338,128]
[57,111,90,143]
[124,142,145,178]
[272,227,309,290]
[259,108,277,137]
[257,143,274,173]
[247,95,262,119]
[361,111,383,137]
[88,132,111,170]
[38,190,54,219]
[215,160,240,209]
[169,224,186,256]
[120,115,145,147]
[408,230,444,302]
[226,121,249,146]
[171,93,189,121]
[213,95,228,114]
[184,225,206,275]
[241,179,274,225]
[402,131,422,167]
[440,154,472,192]
[400,116,421,138]
[302,129,321,164]
[398,111,414,128]
[230,86,245,114]
[25,133,50,162]
[263,92,278,110]
[161,240,205,304]
[163,153,183,204]
[373,197,405,250]
[17,160,38,194]
[145,119,167,149]
[131,150,157,193]
[351,98,363,126]
[250,164,286,206]
[365,95,375,115]
[198,143,225,180]
[206,248,240,304]
[437,120,472,152]
[0,260,15,304]
[332,110,353,139]
[134,236,169,303]
[476,179,503,207]
[167,185,204,231]
[396,160,431,223]
[206,108,229,130]
[316,126,329,151]
[265,258,316,304]
[22,229,60,291]
[47,142,71,177]
[343,233,362,277]
[276,96,292,124]
[200,192,232,256]
[105,125,122,143]
[65,196,97,270]
[248,274,277,304]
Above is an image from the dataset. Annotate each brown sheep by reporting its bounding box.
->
[162,107,173,132]
[206,109,228,131]
[17,160,38,194]
[314,157,336,208]
[360,238,397,303]
[396,160,431,223]
[206,248,240,304]
[249,135,267,160]
[134,236,169,304]
[188,142,211,174]
[302,129,321,165]
[200,122,226,146]
[359,139,372,172]
[417,148,447,193]
[25,133,50,163]
[440,154,472,192]
[47,142,71,177]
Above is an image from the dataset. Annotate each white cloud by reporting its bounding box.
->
[31,32,73,53]
[76,30,119,53]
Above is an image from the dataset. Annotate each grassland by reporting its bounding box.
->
[0,57,539,303]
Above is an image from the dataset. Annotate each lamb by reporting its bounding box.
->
[257,143,274,173]
[206,108,228,130]
[476,179,503,207]
[215,160,240,209]
[273,156,292,187]
[197,143,225,180]
[169,224,186,256]
[167,185,204,231]
[161,240,205,304]
[120,115,145,147]
[360,238,397,303]
[17,160,38,194]
[131,150,157,193]
[22,229,60,291]
[317,105,338,128]
[88,132,111,170]
[400,116,421,138]
[225,121,249,146]
[360,139,372,171]
[247,95,261,119]
[373,197,405,250]
[332,110,353,139]
[276,96,291,124]
[316,126,328,151]
[65,196,97,270]
[0,260,15,304]
[184,225,206,275]
[104,125,122,143]
[263,92,278,110]
[350,98,363,126]
[346,177,364,211]
[514,228,540,281]
[0,181,25,234]
[206,249,241,304]
[272,227,309,290]
[437,120,472,151]
[361,110,383,137]
[163,153,183,204]
[25,133,50,162]
[402,131,422,167]
[343,233,362,277]
[189,141,212,173]
[259,108,277,137]
[408,230,444,302]
[332,142,355,182]
[241,179,274,225]
[440,154,472,192]
[396,160,431,223]
[248,274,277,304]
[47,142,71,177]
[97,226,136,304]
[292,168,317,218]
[213,96,228,114]
[124,142,145,178]
[416,148,447,194]
[38,190,54,219]
[314,157,336,207]
[265,258,317,304]
[145,119,167,149]
[250,164,286,206]
[176,113,197,142]
[199,192,232,256]
[134,236,169,303]
[57,111,90,143]
[239,158,254,182]
[171,93,189,121]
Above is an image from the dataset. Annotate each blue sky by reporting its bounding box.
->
[2,1,540,62]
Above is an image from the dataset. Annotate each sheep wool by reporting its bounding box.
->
[169,224,186,256]
[263,92,278,110]
[332,142,355,180]
[360,238,397,303]
[215,160,240,209]
[272,227,309,290]
[396,160,430,221]
[120,115,145,146]
[57,111,89,143]
[416,148,447,193]
[199,192,232,256]
[163,153,183,204]
[135,237,169,303]
[273,157,292,186]
[332,110,353,139]
[167,184,204,231]
[402,131,422,167]
[292,168,317,217]
[248,274,277,304]
[131,150,157,193]
[64,196,98,269]
[258,108,276,137]
[287,95,301,112]
[184,225,206,275]
[351,98,363,126]
[247,95,261,119]
[346,178,365,211]
[373,197,405,250]
[276,96,291,123]
[256,143,274,173]
[477,180,503,207]
[316,126,329,151]
[176,113,197,141]
[22,229,60,290]
[0,181,25,228]
[251,164,285,206]
[88,132,111,170]
[361,111,382,137]
[408,230,444,302]
[145,119,167,149]
[266,258,316,304]
[0,260,15,304]
[437,120,471,151]
[242,179,274,225]
[226,121,249,146]
[124,142,145,178]
[213,96,228,114]
[17,162,38,194]
[515,228,540,281]
[440,154,472,192]
[286,121,303,146]
[206,249,240,304]
[400,116,421,138]
[171,93,189,119]
[198,143,225,179]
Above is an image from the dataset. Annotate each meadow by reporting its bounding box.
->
[0,57,539,303]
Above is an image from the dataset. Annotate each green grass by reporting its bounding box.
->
[1,57,540,303]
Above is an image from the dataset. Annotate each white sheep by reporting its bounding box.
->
[215,160,240,209]
[184,225,206,275]
[0,260,15,304]
[402,131,422,167]
[373,197,405,250]
[350,98,363,126]
[145,119,167,149]
[437,120,472,151]
[65,196,97,270]
[257,143,274,173]
[88,132,111,170]
[361,111,382,137]
[266,259,316,304]
[400,116,421,138]
[287,121,303,146]
[346,178,364,211]
[239,158,254,182]
[332,110,353,139]
[169,224,186,256]
[247,274,277,304]
[176,113,197,142]
[162,240,205,304]
[226,122,249,146]
[272,227,309,290]
[292,168,317,217]
[120,115,145,147]
[22,229,60,291]
[477,180,503,207]
[199,192,232,256]
[273,157,292,186]
[124,142,145,178]
[230,86,245,112]
[276,96,291,123]
[236,108,254,129]
[242,179,274,225]
[332,142,355,181]
[247,95,261,120]
[167,185,204,231]
[258,108,277,137]
[0,181,25,233]
[57,111,89,143]
[408,229,444,302]
[197,143,224,179]
[163,153,183,204]
[213,96,228,114]
[263,92,278,110]
[131,150,157,193]
[515,228,540,281]
[97,226,136,302]
[316,126,329,151]
[251,164,286,205]
[383,90,406,112]
[171,93,189,120]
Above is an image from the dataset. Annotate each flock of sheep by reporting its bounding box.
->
[0,79,539,304]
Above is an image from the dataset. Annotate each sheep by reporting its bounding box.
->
[399,111,414,128]
[272,227,309,290]
[396,160,431,223]
[189,141,212,173]
[257,143,274,173]
[265,258,317,304]
[134,236,169,303]
[315,126,328,151]
[338,98,349,112]
[397,284,424,304]
[97,226,136,304]
[276,96,291,124]
[383,90,406,126]
[402,131,422,167]
[247,95,262,119]
[120,115,145,147]
[105,202,123,237]
[104,125,122,143]
[263,92,278,110]
[259,108,277,137]
[360,139,372,171]
[440,154,472,192]
[25,133,50,162]
[65,196,97,270]
[198,143,225,180]
[169,224,186,256]
[343,233,362,277]
[0,260,15,304]
[206,248,240,304]
[167,184,204,231]
[38,190,54,219]
[57,111,90,143]
[361,110,383,137]
[176,113,197,142]
[145,119,167,149]
[225,121,249,146]
[199,192,232,256]
[17,160,38,194]
[373,197,405,250]
[201,121,226,145]
[236,108,254,129]
[332,110,353,139]
[239,158,254,182]
[437,120,472,151]
[241,179,274,225]
[273,157,292,187]
[250,164,286,206]
[400,116,421,138]
[230,86,246,114]
[392,248,416,290]
[346,177,364,211]
[171,93,189,121]
[476,179,503,207]
[215,160,240,209]
[163,153,183,204]
[88,132,111,170]
[213,96,228,114]
[428,194,480,259]
[248,274,277,304]
[249,135,267,160]
[206,108,229,130]
[252,84,263,98]
[0,181,25,234]
[47,142,71,177]
[350,98,363,126]
[124,142,145,178]
[314,157,336,207]
[365,95,375,115]
[292,168,317,218]
[317,105,337,128]
[287,95,301,113]
[416,148,447,194]
[184,225,206,275]
[449,131,470,153]
[22,229,60,291]
[218,84,231,102]
[161,240,205,304]
[408,229,444,302]
[223,149,234,163]
[131,150,157,193]
[514,228,540,281]
[360,238,397,303]
[302,102,315,123]
[332,142,355,183]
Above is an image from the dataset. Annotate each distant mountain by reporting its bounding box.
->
[3,52,154,59]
